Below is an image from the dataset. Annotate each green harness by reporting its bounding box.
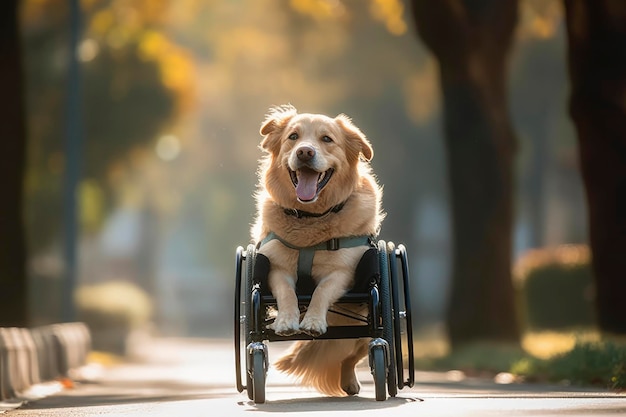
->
[259,231,373,284]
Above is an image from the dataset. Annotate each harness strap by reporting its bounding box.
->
[298,247,316,284]
[258,232,373,289]
[260,232,372,251]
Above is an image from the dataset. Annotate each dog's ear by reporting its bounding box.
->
[336,114,373,161]
[259,105,297,153]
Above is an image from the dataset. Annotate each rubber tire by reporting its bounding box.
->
[252,349,266,404]
[398,244,415,388]
[388,241,404,390]
[377,240,397,397]
[234,246,245,393]
[245,244,256,400]
[372,346,387,401]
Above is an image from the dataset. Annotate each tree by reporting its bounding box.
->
[563,0,626,334]
[410,0,626,344]
[0,0,28,327]
[410,0,521,347]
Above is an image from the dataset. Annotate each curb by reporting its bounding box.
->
[0,322,91,406]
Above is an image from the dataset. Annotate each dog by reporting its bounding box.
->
[251,104,385,396]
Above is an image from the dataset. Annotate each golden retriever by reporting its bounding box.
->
[251,104,384,396]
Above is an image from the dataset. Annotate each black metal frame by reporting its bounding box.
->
[234,240,414,403]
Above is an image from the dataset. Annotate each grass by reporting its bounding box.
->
[413,326,626,390]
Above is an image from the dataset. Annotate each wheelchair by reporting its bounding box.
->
[234,239,414,403]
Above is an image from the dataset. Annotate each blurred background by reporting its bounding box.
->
[20,0,586,347]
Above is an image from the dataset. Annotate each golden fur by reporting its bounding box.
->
[251,105,384,396]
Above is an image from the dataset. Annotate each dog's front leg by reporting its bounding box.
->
[300,272,347,337]
[268,270,300,336]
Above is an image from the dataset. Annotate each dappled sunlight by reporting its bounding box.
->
[154,134,181,162]
[404,58,440,125]
[290,0,347,21]
[513,244,591,285]
[522,330,600,359]
[79,179,106,233]
[78,38,100,62]
[517,0,563,40]
[369,0,407,36]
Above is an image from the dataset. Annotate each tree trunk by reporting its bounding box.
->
[563,0,626,334]
[0,0,28,327]
[410,0,520,347]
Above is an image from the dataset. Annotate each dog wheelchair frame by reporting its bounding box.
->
[234,239,414,403]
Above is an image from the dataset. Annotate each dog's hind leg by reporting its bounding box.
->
[340,339,369,395]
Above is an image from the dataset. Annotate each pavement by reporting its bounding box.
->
[2,336,625,416]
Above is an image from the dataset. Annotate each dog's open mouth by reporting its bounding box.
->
[289,167,334,203]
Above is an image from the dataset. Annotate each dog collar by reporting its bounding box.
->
[283,201,346,219]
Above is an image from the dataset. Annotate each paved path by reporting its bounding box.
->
[3,337,625,416]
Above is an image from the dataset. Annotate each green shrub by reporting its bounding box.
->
[511,340,626,389]
[514,245,595,331]
[74,280,153,354]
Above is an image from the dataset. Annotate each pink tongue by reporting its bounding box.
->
[296,168,319,201]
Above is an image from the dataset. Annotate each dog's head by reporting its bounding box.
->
[259,104,374,211]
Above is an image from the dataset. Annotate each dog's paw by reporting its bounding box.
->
[270,314,300,336]
[299,315,327,337]
[341,367,361,395]
[341,378,361,396]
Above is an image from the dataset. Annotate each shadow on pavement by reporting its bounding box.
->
[240,394,422,412]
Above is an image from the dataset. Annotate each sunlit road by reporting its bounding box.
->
[6,337,625,416]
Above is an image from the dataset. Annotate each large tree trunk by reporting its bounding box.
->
[410,0,520,347]
[0,0,28,327]
[564,0,626,334]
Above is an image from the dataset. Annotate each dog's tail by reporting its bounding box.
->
[273,339,368,397]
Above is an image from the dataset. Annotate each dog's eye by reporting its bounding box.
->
[288,132,298,140]
[321,135,333,143]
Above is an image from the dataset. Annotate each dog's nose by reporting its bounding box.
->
[296,145,315,162]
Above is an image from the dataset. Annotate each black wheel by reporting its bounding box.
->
[234,246,245,393]
[371,345,387,401]
[252,348,266,404]
[397,244,415,388]
[388,241,404,389]
[244,244,256,400]
[377,240,397,397]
